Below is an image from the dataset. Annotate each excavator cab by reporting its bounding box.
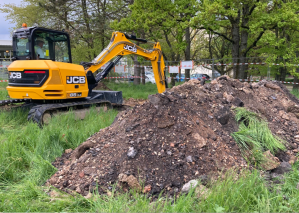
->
[12,24,72,63]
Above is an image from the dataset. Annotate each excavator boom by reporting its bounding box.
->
[85,32,167,93]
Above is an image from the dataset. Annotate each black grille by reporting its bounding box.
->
[8,70,49,87]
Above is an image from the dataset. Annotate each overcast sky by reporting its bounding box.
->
[0,0,22,40]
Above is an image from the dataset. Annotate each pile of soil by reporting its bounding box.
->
[47,76,299,197]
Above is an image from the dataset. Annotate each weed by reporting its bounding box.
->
[232,107,286,166]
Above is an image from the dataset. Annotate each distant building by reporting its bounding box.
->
[0,40,13,61]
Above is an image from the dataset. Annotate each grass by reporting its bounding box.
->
[0,82,9,100]
[106,82,159,100]
[1,82,299,212]
[232,107,286,166]
[291,89,299,99]
[105,81,186,100]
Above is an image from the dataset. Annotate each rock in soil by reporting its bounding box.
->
[181,179,198,193]
[48,78,299,196]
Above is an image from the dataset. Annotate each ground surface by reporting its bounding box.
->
[48,77,299,197]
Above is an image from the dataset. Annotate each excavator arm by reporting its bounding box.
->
[84,32,167,93]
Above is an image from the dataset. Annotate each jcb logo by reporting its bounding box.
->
[9,72,22,79]
[66,76,85,84]
[124,44,137,53]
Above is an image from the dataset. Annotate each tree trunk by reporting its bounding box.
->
[141,66,145,84]
[239,5,250,79]
[230,12,240,79]
[275,67,287,81]
[185,27,191,81]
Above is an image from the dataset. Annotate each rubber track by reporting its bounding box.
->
[0,99,25,106]
[27,99,112,125]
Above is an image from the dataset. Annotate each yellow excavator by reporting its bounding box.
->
[1,24,167,124]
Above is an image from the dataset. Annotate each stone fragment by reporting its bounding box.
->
[143,185,152,193]
[127,147,137,159]
[217,114,230,125]
[79,171,85,178]
[260,150,280,171]
[148,95,161,105]
[118,173,142,192]
[264,82,283,92]
[272,161,292,174]
[193,133,207,148]
[65,149,72,154]
[232,97,244,107]
[181,179,198,193]
[223,92,233,103]
[186,156,193,163]
[167,150,172,156]
[288,154,297,165]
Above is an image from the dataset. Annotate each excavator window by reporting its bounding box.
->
[12,27,72,62]
[14,38,29,57]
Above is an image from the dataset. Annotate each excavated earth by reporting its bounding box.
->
[47,76,299,197]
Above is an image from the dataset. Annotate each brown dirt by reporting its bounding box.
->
[123,98,146,107]
[47,76,299,197]
[94,82,112,91]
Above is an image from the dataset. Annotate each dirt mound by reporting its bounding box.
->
[47,76,299,197]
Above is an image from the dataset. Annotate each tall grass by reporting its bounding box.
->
[0,82,9,100]
[0,106,118,211]
[232,107,286,165]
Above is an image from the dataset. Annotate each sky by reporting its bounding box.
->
[0,0,22,40]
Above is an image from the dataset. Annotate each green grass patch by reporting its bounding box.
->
[291,89,299,99]
[106,82,158,99]
[232,107,286,166]
[0,82,9,100]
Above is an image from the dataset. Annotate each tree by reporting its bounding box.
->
[111,0,199,82]
[192,0,286,79]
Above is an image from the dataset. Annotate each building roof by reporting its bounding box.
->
[0,40,12,46]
